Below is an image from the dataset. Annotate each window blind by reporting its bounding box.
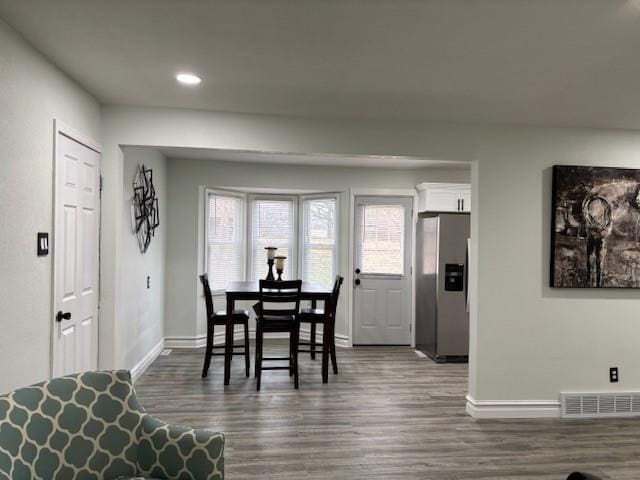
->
[251,198,296,281]
[207,193,244,292]
[302,197,337,288]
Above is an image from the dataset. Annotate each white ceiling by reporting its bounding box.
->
[3,1,640,129]
[157,146,469,169]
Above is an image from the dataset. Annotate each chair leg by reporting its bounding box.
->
[310,322,316,360]
[244,320,250,377]
[256,322,263,391]
[289,330,294,376]
[254,322,260,378]
[202,322,214,378]
[330,333,338,375]
[293,323,300,389]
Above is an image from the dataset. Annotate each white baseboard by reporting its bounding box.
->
[130,337,165,382]
[165,329,350,349]
[465,395,561,419]
[299,329,350,348]
[164,335,208,348]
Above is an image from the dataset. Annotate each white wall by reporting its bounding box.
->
[120,147,167,372]
[0,19,101,393]
[100,106,640,417]
[163,156,470,343]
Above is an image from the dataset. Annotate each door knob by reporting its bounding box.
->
[355,279,361,286]
[56,311,71,322]
[355,268,361,274]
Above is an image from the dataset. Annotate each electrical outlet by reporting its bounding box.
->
[609,367,619,383]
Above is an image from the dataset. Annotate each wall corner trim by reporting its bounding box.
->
[130,337,165,382]
[465,395,561,419]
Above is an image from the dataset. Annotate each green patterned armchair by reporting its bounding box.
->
[0,370,224,479]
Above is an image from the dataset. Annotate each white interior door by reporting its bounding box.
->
[353,196,412,345]
[52,132,100,377]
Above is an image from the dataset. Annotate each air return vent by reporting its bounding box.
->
[561,392,640,418]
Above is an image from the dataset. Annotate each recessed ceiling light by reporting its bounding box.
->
[176,73,202,85]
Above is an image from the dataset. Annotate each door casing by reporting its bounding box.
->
[51,120,102,378]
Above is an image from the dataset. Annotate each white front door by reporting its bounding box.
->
[52,132,100,377]
[353,196,412,345]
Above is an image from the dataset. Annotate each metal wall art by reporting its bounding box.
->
[133,164,159,253]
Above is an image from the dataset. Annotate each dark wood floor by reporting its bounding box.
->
[135,341,640,480]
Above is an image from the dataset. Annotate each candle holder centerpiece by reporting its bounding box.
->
[265,246,277,280]
[274,256,287,281]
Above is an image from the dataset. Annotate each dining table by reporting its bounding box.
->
[224,280,334,386]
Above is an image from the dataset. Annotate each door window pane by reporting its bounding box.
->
[358,204,405,275]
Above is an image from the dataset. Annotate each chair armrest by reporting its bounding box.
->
[137,415,224,479]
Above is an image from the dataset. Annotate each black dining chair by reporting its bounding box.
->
[255,279,302,390]
[199,274,250,379]
[298,276,343,375]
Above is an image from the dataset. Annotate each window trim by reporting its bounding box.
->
[204,188,247,295]
[299,193,340,288]
[247,193,299,281]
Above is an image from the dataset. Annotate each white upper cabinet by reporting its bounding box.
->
[416,183,471,213]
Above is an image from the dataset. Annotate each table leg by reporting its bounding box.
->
[224,295,234,385]
[322,297,331,384]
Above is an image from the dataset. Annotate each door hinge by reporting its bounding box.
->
[99,175,103,193]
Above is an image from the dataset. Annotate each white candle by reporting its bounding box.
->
[266,247,277,260]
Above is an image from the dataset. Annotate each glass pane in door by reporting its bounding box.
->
[357,204,405,275]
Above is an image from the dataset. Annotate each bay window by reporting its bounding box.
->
[205,191,338,291]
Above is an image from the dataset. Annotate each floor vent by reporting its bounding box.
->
[561,392,640,418]
[160,349,172,356]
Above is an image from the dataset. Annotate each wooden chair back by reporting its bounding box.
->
[199,274,214,319]
[259,279,302,318]
[330,276,344,318]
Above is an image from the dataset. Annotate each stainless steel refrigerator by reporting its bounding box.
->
[415,213,470,362]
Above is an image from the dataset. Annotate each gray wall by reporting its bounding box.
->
[164,156,470,342]
[0,19,101,393]
[120,147,167,371]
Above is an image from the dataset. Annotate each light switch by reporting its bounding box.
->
[37,232,49,256]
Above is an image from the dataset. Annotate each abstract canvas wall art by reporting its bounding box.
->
[551,165,640,288]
